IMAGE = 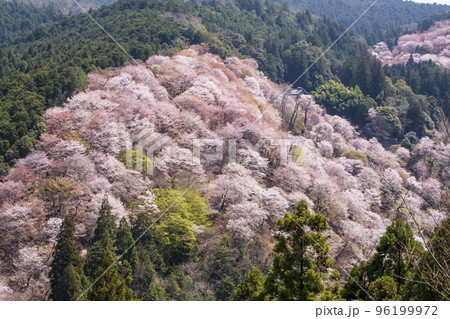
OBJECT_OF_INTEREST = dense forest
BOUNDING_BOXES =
[273,0,449,34]
[0,0,60,43]
[3,0,116,13]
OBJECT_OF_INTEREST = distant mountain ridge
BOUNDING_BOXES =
[4,0,116,14]
[272,0,449,34]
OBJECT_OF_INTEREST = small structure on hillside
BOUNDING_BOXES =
[288,87,311,99]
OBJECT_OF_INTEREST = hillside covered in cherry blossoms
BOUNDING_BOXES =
[1,46,448,300]
[373,19,450,69]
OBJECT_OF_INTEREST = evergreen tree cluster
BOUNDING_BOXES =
[311,49,448,145]
[48,191,450,301]
[273,0,449,35]
[49,189,210,301]
[342,219,449,301]
[233,203,450,301]
[0,0,61,44]
[50,197,135,300]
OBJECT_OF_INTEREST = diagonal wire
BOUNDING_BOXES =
[76,176,202,301]
[70,0,380,301]
[67,0,206,300]
[246,0,379,131]
[241,0,380,300]
[71,0,204,125]
[283,210,375,301]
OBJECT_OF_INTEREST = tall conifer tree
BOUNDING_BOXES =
[263,200,332,300]
[49,217,87,301]
[115,217,139,271]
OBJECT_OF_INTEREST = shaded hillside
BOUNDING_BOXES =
[0,0,60,43]
[0,47,447,300]
[4,0,116,14]
[273,0,449,34]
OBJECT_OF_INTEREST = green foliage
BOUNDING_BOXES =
[56,265,84,301]
[341,150,369,166]
[92,195,117,243]
[401,137,413,151]
[194,236,270,301]
[321,269,343,301]
[342,50,387,99]
[379,78,437,140]
[368,276,400,301]
[164,267,195,301]
[0,77,47,171]
[195,0,364,83]
[84,234,117,280]
[115,217,139,271]
[149,188,209,266]
[143,281,166,301]
[154,214,196,265]
[83,196,138,300]
[375,106,402,136]
[283,40,331,91]
[129,188,212,298]
[132,246,158,299]
[343,220,424,301]
[405,99,434,138]
[85,197,114,274]
[49,217,87,301]
[216,275,236,301]
[341,261,369,301]
[263,200,332,300]
[403,218,450,301]
[0,0,60,44]
[118,259,134,287]
[131,213,167,274]
[153,188,210,227]
[313,80,376,126]
[385,58,450,125]
[370,220,423,285]
[232,267,265,301]
[119,149,153,173]
[232,200,335,301]
[273,0,448,34]
[87,253,133,301]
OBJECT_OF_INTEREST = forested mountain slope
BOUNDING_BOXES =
[0,0,60,43]
[273,0,449,34]
[0,47,447,300]
[4,0,116,14]
[0,0,366,175]
[1,0,448,175]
